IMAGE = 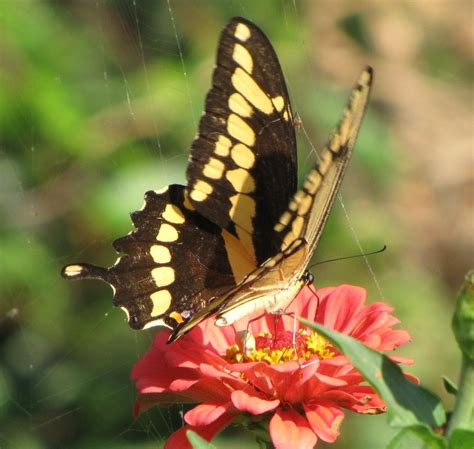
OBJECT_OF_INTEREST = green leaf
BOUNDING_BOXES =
[299,319,446,428]
[448,429,474,449]
[442,376,458,395]
[187,430,216,449]
[387,425,447,449]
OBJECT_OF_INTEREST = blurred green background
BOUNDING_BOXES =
[1,1,472,448]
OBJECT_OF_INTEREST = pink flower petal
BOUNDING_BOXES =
[131,283,413,448]
[304,401,344,442]
[269,407,317,449]
[329,385,387,413]
[231,389,279,414]
[185,402,232,426]
[199,362,245,385]
[168,378,200,391]
[314,372,348,387]
[164,412,236,449]
[196,319,235,352]
[317,285,365,332]
[389,355,415,365]
[378,329,412,350]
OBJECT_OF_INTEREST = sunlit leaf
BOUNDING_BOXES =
[442,376,458,395]
[387,425,447,449]
[448,429,474,449]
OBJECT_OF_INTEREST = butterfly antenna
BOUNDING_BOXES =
[309,245,387,269]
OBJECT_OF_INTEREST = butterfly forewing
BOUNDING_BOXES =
[186,17,297,265]
[274,68,373,264]
[207,68,373,328]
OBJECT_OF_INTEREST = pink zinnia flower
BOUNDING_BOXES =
[131,284,413,449]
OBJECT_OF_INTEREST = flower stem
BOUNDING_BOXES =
[448,270,474,435]
[447,354,474,436]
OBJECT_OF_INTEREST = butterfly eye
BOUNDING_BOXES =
[303,272,314,284]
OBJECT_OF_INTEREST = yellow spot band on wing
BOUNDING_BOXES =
[182,190,195,211]
[215,135,232,157]
[226,168,255,193]
[190,180,214,202]
[229,93,253,118]
[63,265,84,277]
[319,149,333,174]
[304,170,322,195]
[150,245,171,263]
[156,224,179,242]
[231,68,273,115]
[234,22,251,42]
[221,229,256,284]
[151,266,175,287]
[297,195,313,216]
[162,204,185,224]
[150,290,172,316]
[231,143,255,169]
[291,215,305,238]
[203,157,225,180]
[272,95,284,112]
[229,193,255,234]
[227,113,255,147]
[233,43,253,73]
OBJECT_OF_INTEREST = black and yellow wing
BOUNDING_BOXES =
[186,17,297,265]
[62,185,252,331]
[62,17,373,343]
[62,17,297,337]
[171,68,374,339]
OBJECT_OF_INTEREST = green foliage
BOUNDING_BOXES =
[387,425,447,449]
[448,429,474,449]
[442,376,458,395]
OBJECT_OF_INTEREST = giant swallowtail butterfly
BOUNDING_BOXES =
[62,17,373,342]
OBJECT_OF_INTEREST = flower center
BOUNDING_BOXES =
[226,329,335,364]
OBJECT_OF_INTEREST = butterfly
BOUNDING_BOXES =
[62,17,373,343]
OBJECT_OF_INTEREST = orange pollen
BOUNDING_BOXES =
[226,329,335,364]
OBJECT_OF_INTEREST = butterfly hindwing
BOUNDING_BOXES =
[62,185,250,331]
[168,238,308,341]
[186,17,297,265]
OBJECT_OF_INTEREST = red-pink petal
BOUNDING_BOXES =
[304,401,344,442]
[132,282,413,442]
[269,407,317,449]
[231,389,279,414]
[164,412,236,449]
[185,402,232,426]
[317,285,366,332]
[196,319,235,352]
[199,362,245,385]
[389,355,415,365]
[378,329,412,350]
[314,372,348,387]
